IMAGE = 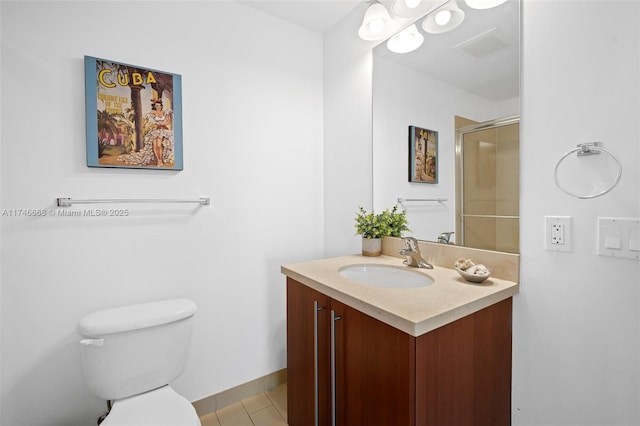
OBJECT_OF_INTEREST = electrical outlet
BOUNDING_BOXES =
[551,223,565,245]
[545,216,572,252]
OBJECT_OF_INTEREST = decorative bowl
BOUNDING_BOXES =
[455,266,492,283]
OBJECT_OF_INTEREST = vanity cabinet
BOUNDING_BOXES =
[286,277,512,426]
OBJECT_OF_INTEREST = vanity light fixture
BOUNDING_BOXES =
[374,0,510,53]
[358,0,394,41]
[464,0,508,9]
[392,0,439,19]
[386,24,424,53]
[422,0,465,34]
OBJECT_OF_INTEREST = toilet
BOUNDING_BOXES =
[77,298,201,426]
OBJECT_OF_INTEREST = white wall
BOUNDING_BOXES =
[0,2,324,425]
[513,1,640,424]
[323,3,376,257]
[372,55,518,241]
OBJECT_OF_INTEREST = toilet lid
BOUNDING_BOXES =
[101,385,201,426]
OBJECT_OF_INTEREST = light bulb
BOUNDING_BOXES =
[358,2,392,40]
[367,18,384,35]
[387,24,424,54]
[404,0,421,8]
[422,0,465,34]
[434,10,452,26]
[465,0,508,9]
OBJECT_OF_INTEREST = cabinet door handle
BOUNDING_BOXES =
[331,310,341,426]
[314,301,324,426]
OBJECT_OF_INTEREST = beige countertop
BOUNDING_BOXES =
[281,254,519,337]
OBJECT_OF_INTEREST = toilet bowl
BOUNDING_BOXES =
[100,385,200,426]
[77,299,200,426]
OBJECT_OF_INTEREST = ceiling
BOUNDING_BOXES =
[236,0,362,33]
[239,0,520,102]
[374,0,520,101]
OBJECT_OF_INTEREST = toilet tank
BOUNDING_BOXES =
[77,298,197,401]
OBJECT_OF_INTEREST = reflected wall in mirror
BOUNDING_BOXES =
[372,0,520,253]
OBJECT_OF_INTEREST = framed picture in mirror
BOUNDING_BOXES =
[408,125,438,183]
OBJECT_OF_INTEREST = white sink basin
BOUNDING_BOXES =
[339,264,434,289]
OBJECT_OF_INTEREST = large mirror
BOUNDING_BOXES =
[372,0,520,253]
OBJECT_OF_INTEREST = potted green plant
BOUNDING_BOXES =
[380,204,410,238]
[355,205,410,256]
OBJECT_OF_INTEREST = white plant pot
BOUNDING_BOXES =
[362,237,382,257]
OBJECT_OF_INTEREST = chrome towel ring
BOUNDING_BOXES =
[553,142,622,199]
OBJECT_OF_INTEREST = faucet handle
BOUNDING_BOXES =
[403,236,418,250]
[437,232,455,244]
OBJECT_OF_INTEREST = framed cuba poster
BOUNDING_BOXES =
[84,56,183,170]
[408,125,438,183]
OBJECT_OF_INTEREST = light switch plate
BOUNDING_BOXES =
[604,225,622,249]
[629,226,640,251]
[597,217,640,260]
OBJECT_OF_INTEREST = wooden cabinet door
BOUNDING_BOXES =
[415,298,512,426]
[286,278,331,426]
[332,299,416,426]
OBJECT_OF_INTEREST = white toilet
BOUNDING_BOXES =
[77,298,201,426]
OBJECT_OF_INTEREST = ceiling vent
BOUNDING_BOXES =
[453,27,509,59]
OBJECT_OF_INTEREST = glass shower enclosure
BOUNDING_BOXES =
[456,116,520,254]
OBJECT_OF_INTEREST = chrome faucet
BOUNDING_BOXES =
[398,237,433,269]
[437,231,455,244]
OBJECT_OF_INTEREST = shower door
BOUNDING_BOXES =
[456,116,520,253]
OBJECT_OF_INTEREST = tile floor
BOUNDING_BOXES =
[200,383,287,426]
